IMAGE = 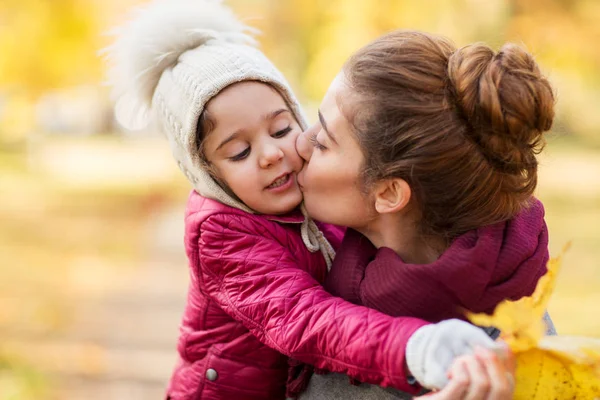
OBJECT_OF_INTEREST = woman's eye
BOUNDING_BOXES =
[309,133,327,151]
[230,147,250,161]
[272,126,292,138]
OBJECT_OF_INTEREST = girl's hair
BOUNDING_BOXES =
[343,30,554,240]
[195,110,215,163]
[195,109,243,202]
[194,81,281,162]
[192,81,290,203]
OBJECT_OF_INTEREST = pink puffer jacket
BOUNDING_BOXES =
[166,191,429,399]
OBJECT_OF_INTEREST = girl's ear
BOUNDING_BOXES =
[373,178,411,214]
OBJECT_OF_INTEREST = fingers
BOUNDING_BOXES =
[414,362,469,399]
[475,347,515,400]
[416,347,515,400]
[497,341,516,375]
[461,352,491,400]
[459,347,514,400]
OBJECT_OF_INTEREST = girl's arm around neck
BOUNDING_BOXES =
[197,213,429,393]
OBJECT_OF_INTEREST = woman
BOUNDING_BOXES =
[296,30,555,399]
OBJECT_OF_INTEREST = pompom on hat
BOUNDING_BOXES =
[103,0,334,267]
[103,0,308,211]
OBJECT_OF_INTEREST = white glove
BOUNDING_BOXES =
[405,319,500,390]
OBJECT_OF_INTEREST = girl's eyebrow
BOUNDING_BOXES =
[263,108,290,121]
[216,131,241,151]
[216,109,290,151]
[318,110,337,144]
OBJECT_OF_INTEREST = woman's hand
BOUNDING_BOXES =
[415,345,516,400]
[406,319,499,389]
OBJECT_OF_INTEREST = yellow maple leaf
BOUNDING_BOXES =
[468,243,600,400]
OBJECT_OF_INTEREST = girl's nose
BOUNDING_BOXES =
[259,143,284,168]
[296,129,314,161]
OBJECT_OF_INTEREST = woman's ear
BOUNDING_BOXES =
[373,178,411,214]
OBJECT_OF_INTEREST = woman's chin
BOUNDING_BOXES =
[303,201,333,224]
[302,199,318,217]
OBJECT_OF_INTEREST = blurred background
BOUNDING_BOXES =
[1,0,599,398]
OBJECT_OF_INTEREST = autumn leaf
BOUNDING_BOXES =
[468,243,600,400]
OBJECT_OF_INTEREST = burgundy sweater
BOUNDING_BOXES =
[325,199,549,323]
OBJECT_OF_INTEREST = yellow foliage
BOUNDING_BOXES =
[468,243,568,352]
[0,93,35,142]
[0,0,104,96]
[468,243,600,399]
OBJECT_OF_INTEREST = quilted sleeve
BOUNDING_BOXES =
[197,213,429,393]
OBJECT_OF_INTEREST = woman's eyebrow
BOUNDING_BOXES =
[318,110,338,144]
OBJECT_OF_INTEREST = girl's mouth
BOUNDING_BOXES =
[266,173,292,191]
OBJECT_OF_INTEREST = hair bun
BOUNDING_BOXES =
[447,43,555,173]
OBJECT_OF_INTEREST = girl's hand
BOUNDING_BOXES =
[415,345,516,400]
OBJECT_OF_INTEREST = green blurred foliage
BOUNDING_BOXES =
[0,351,48,400]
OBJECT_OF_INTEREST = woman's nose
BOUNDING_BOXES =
[296,129,314,161]
[259,143,284,168]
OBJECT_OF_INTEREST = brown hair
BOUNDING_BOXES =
[195,109,215,162]
[194,108,243,202]
[343,31,554,240]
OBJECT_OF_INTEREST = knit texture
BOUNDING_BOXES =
[325,198,549,322]
[405,319,499,389]
[105,0,334,265]
[154,42,309,208]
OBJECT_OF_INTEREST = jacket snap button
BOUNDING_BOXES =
[206,368,218,381]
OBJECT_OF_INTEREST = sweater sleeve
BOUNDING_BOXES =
[197,213,427,393]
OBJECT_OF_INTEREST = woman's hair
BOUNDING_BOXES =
[343,30,554,240]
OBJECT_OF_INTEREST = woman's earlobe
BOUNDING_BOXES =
[374,179,411,214]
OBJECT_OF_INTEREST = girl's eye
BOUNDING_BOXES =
[308,132,326,151]
[272,126,292,138]
[230,147,250,161]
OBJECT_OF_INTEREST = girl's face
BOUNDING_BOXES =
[203,81,304,215]
[296,74,376,228]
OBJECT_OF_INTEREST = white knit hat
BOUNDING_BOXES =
[104,0,334,267]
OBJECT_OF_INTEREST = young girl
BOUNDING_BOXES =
[105,1,512,399]
[295,31,556,398]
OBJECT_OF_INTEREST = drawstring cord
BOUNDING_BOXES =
[300,204,336,271]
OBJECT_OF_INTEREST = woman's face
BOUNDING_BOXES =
[296,74,376,228]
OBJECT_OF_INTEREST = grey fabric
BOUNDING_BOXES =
[481,325,502,340]
[482,311,556,339]
[480,310,556,341]
[543,310,558,335]
[298,372,418,400]
[298,323,500,400]
[299,314,557,400]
